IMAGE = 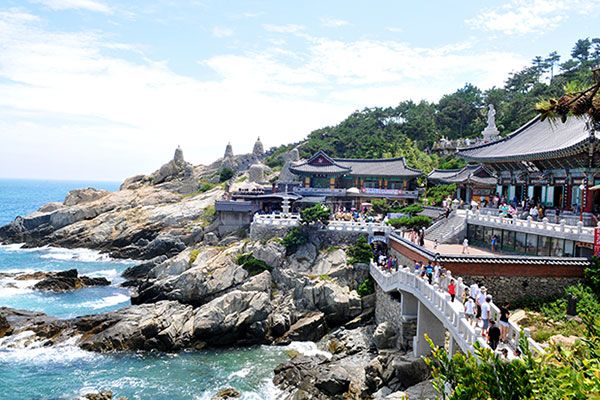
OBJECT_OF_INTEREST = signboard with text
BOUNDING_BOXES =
[594,227,600,256]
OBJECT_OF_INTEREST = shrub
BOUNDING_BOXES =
[347,236,373,265]
[198,182,216,193]
[188,249,200,266]
[399,204,423,216]
[281,227,308,253]
[357,277,375,297]
[425,183,457,206]
[300,204,330,225]
[584,255,600,294]
[219,167,235,182]
[387,215,432,230]
[236,253,272,276]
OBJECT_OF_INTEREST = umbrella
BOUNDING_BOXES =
[361,202,373,207]
[347,187,360,194]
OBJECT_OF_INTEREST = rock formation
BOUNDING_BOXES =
[32,269,110,292]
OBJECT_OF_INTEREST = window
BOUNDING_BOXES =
[503,230,515,252]
[515,232,527,254]
[564,240,574,257]
[526,234,538,255]
[551,239,564,257]
[537,236,551,257]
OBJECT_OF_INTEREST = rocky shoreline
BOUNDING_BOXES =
[0,149,434,399]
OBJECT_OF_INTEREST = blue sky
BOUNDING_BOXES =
[0,0,598,181]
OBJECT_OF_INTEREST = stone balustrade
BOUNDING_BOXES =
[252,213,392,234]
[467,210,597,243]
[370,262,544,357]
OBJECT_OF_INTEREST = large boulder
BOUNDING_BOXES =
[77,300,195,351]
[373,322,397,350]
[193,290,271,346]
[276,311,328,344]
[64,188,109,206]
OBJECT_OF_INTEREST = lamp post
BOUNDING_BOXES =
[579,177,588,222]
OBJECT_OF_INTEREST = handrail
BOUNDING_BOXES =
[370,262,544,356]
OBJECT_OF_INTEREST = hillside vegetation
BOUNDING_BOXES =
[266,37,600,174]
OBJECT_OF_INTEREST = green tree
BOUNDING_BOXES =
[299,204,331,225]
[346,235,373,265]
[435,83,484,139]
[219,167,234,182]
[281,227,308,254]
[571,38,591,63]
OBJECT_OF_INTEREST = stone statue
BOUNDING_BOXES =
[481,104,500,143]
[486,104,496,129]
[174,146,184,163]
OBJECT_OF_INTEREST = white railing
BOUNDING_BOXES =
[467,210,597,243]
[370,263,544,356]
[252,213,301,226]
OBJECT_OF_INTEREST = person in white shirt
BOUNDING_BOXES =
[464,297,476,326]
[462,238,469,254]
[481,296,492,335]
[477,287,487,321]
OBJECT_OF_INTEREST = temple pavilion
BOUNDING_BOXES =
[457,115,600,223]
[427,164,496,203]
[280,150,422,208]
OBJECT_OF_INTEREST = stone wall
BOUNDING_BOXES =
[375,285,416,350]
[249,223,368,246]
[456,275,582,304]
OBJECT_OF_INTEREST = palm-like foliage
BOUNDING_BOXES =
[536,65,600,125]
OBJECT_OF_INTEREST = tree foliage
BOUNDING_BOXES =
[236,253,272,276]
[300,204,331,225]
[346,235,373,265]
[281,227,308,254]
[357,277,375,297]
[219,167,234,182]
[426,184,457,206]
[387,215,432,230]
[584,256,600,294]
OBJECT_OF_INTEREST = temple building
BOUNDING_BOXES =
[458,115,600,224]
[427,164,496,203]
[281,150,422,207]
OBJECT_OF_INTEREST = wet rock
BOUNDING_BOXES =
[211,388,241,399]
[32,269,110,292]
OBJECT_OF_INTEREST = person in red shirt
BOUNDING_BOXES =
[448,279,456,302]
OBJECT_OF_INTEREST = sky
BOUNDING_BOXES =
[0,0,599,181]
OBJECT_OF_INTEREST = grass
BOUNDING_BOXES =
[189,249,200,266]
[196,205,216,227]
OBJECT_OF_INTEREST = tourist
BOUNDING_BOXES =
[462,237,469,254]
[462,287,470,304]
[530,205,539,221]
[386,256,393,272]
[445,207,450,219]
[481,296,492,336]
[413,260,420,273]
[434,238,439,250]
[491,234,497,253]
[514,349,522,359]
[425,262,433,284]
[476,286,487,322]
[488,320,501,350]
[392,256,399,272]
[448,279,456,302]
[500,348,509,361]
[499,302,511,342]
[464,296,476,326]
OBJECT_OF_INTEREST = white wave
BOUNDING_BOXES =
[229,366,252,379]
[40,247,113,262]
[0,243,43,252]
[80,293,130,310]
[285,341,332,360]
[0,332,99,364]
[0,277,37,297]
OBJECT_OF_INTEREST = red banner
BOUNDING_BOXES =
[594,227,600,256]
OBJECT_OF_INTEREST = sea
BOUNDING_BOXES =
[0,179,307,400]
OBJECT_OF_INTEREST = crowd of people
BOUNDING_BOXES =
[375,253,521,360]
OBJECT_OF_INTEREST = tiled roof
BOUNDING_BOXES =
[289,151,423,177]
[458,116,593,162]
[428,165,496,186]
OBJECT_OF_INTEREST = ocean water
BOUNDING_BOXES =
[0,179,293,399]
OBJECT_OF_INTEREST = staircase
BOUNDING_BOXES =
[425,212,467,244]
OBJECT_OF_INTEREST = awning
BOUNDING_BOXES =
[295,196,326,204]
[589,184,600,191]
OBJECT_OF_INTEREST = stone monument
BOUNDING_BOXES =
[252,137,264,158]
[481,104,500,143]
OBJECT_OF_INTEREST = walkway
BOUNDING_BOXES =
[369,262,544,357]
[423,239,494,256]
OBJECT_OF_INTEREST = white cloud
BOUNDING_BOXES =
[466,0,600,35]
[320,18,350,28]
[0,9,528,181]
[32,0,112,14]
[386,26,403,33]
[212,26,234,38]
[263,23,304,33]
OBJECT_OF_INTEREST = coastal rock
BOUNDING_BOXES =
[132,244,248,305]
[33,269,110,292]
[193,290,271,346]
[38,202,63,213]
[64,188,109,206]
[77,300,195,351]
[211,388,241,400]
[275,312,327,344]
[373,322,397,350]
[0,313,12,337]
[366,353,430,393]
[121,255,168,280]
